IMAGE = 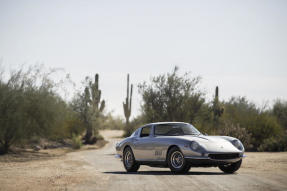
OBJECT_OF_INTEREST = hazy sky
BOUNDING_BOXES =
[0,0,287,118]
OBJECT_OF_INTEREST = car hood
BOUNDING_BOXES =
[178,135,241,153]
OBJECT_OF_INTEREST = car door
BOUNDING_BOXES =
[133,125,155,161]
[152,124,170,161]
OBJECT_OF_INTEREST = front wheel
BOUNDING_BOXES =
[218,159,242,174]
[167,147,190,174]
[123,147,140,172]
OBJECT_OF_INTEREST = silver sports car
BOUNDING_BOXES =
[115,122,245,174]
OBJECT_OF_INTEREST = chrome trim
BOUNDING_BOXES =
[184,156,208,160]
[185,155,243,163]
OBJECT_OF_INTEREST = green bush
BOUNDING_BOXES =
[97,113,125,130]
[221,97,283,151]
[0,65,82,154]
[138,67,205,123]
[217,121,252,150]
[273,100,287,130]
[258,135,287,152]
[71,134,82,149]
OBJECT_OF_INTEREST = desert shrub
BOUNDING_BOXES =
[191,103,214,134]
[273,100,287,130]
[217,121,252,150]
[221,97,283,151]
[0,65,77,154]
[222,97,258,129]
[95,133,104,141]
[49,105,85,140]
[71,134,82,149]
[250,113,282,149]
[97,113,125,130]
[258,135,287,152]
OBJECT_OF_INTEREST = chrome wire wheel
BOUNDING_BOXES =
[170,151,184,169]
[124,150,133,168]
[123,147,140,172]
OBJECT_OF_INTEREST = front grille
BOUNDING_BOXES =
[208,153,240,160]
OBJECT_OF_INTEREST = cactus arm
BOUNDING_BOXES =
[127,74,130,99]
[130,84,133,113]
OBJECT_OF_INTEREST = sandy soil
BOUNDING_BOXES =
[0,130,287,191]
[0,138,108,191]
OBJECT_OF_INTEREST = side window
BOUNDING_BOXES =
[155,125,170,135]
[154,124,184,136]
[140,126,151,137]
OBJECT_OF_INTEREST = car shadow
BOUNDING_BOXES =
[104,171,229,176]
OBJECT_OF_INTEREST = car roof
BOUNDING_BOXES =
[144,122,189,126]
[133,122,190,134]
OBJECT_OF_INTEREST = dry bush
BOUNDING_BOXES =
[218,121,252,150]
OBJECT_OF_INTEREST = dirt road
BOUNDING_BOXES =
[1,130,287,191]
[74,130,287,191]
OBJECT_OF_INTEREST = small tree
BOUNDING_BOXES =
[0,82,25,154]
[0,65,71,154]
[138,66,205,123]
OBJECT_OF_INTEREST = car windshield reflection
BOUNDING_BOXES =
[154,123,201,136]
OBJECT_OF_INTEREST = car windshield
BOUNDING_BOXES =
[154,123,201,136]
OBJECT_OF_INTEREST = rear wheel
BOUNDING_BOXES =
[123,147,140,172]
[218,159,242,173]
[167,147,190,174]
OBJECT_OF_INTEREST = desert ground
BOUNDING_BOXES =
[0,130,287,191]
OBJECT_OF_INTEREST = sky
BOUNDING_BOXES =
[0,0,287,118]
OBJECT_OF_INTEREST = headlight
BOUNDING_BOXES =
[232,139,244,151]
[190,141,199,150]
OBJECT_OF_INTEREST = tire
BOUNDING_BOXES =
[218,159,242,174]
[123,147,140,172]
[167,147,190,174]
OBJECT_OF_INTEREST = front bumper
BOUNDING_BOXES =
[185,153,245,166]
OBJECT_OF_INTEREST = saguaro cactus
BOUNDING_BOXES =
[212,86,224,126]
[84,74,105,144]
[90,74,105,114]
[123,74,133,135]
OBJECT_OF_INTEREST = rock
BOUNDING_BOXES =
[32,145,41,151]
